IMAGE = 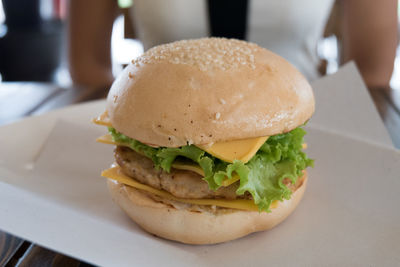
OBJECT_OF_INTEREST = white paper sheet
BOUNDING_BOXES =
[309,62,393,147]
[1,120,399,266]
[0,64,398,266]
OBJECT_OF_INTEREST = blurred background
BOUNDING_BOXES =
[0,0,399,127]
[0,0,398,88]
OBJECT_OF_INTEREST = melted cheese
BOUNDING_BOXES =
[92,111,112,127]
[196,136,269,164]
[102,166,276,211]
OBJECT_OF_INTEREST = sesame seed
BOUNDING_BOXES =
[215,112,221,119]
[134,38,259,72]
[219,98,226,104]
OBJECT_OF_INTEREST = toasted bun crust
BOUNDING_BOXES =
[107,172,307,245]
[107,38,314,147]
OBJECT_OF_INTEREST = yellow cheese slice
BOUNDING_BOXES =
[102,166,277,211]
[92,110,112,127]
[172,161,205,176]
[221,176,240,187]
[96,134,118,146]
[196,136,269,164]
[170,161,240,186]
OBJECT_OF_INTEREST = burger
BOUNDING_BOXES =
[93,38,315,244]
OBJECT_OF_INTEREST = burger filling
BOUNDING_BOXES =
[115,146,244,199]
[108,127,313,212]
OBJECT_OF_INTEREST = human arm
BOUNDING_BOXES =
[68,0,119,88]
[341,0,398,88]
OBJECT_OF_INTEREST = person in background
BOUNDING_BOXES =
[68,0,398,90]
[68,0,118,89]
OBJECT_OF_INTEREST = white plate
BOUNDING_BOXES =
[0,100,399,266]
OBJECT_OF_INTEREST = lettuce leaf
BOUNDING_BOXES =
[108,127,313,212]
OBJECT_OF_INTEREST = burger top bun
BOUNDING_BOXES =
[107,38,315,147]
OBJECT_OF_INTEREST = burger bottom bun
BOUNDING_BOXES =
[107,172,307,245]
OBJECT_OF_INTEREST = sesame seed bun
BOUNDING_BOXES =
[106,38,314,147]
[107,172,307,245]
[103,38,313,245]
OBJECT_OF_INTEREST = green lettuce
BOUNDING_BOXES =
[109,127,313,212]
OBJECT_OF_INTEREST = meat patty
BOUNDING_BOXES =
[115,146,302,200]
[115,146,242,199]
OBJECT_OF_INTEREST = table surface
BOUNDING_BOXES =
[0,82,399,267]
